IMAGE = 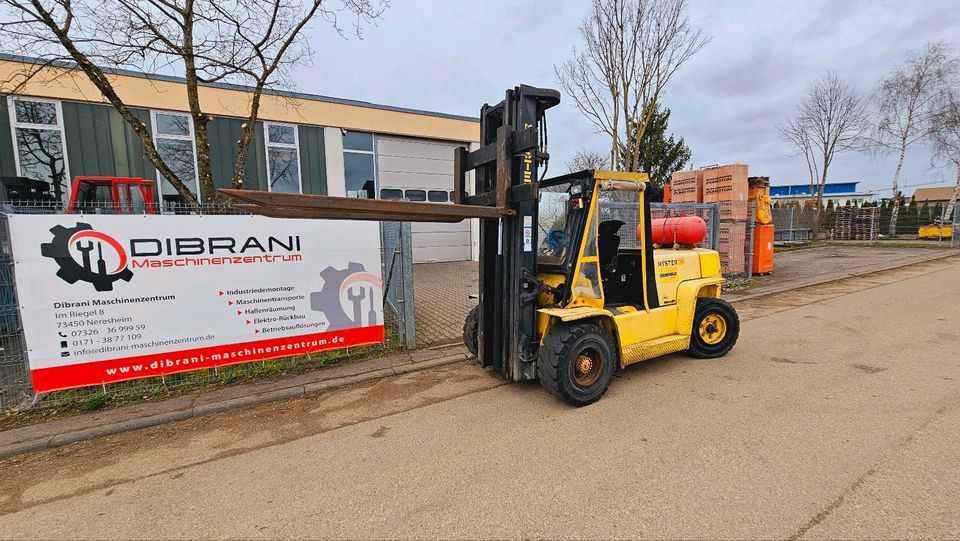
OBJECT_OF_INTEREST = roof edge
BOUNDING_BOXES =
[0,53,478,124]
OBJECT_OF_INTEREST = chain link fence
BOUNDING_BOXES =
[380,221,416,350]
[953,220,960,249]
[0,201,413,412]
[772,207,815,245]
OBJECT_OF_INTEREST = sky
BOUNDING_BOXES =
[293,0,960,196]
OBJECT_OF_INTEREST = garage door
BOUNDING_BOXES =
[377,136,471,263]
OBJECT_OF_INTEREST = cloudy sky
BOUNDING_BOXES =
[295,0,959,195]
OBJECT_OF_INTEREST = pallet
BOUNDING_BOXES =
[833,207,879,241]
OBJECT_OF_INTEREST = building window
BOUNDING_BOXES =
[404,189,426,201]
[380,188,403,200]
[264,122,302,193]
[343,131,376,198]
[151,111,199,204]
[7,97,70,202]
[427,190,448,203]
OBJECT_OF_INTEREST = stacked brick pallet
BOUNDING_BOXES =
[669,169,702,203]
[704,164,749,274]
[834,207,879,241]
[671,163,750,274]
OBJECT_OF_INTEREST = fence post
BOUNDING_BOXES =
[398,222,417,350]
[954,212,959,249]
[710,203,720,251]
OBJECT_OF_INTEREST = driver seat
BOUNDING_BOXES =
[598,220,624,275]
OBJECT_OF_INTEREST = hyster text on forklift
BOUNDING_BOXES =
[222,84,739,406]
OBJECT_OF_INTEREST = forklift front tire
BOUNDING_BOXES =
[463,305,480,358]
[537,322,616,407]
[688,297,739,359]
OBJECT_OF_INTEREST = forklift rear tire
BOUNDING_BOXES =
[688,298,739,358]
[463,305,480,358]
[537,322,616,407]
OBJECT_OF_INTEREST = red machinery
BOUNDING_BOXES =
[65,176,158,214]
[647,215,707,246]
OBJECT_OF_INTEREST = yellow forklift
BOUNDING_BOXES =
[223,85,738,406]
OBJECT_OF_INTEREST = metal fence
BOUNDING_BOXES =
[954,220,960,249]
[0,201,414,412]
[772,207,815,245]
[380,222,416,349]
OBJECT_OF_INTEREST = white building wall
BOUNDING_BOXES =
[377,135,471,263]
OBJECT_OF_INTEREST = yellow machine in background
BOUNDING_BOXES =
[918,224,953,240]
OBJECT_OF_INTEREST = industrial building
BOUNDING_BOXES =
[0,54,480,263]
[911,187,955,205]
[770,182,876,207]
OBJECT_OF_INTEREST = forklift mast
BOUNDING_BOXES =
[454,85,560,381]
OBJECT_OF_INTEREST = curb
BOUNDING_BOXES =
[0,351,469,460]
[727,250,958,303]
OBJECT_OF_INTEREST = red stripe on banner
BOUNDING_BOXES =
[30,326,385,393]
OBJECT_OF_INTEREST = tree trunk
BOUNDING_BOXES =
[193,113,216,204]
[180,3,217,206]
[888,143,906,237]
[610,92,620,171]
[630,101,656,173]
[231,85,266,189]
[812,167,830,241]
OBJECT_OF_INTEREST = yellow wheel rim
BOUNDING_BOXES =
[573,347,602,387]
[699,314,727,345]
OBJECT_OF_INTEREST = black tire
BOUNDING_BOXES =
[688,298,740,359]
[463,304,480,358]
[537,322,616,407]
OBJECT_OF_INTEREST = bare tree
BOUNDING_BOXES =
[871,42,957,236]
[0,0,386,206]
[565,149,609,173]
[930,86,960,224]
[778,72,869,240]
[555,0,707,172]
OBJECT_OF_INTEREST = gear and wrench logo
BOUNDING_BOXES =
[41,223,133,292]
[310,263,382,331]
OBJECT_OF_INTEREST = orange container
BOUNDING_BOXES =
[752,223,774,274]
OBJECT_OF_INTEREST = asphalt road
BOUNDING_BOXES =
[2,256,959,540]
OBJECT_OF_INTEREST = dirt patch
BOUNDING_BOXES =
[771,357,817,365]
[850,364,887,374]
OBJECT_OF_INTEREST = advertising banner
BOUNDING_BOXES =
[8,214,384,393]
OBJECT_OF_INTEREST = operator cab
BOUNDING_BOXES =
[536,170,657,312]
